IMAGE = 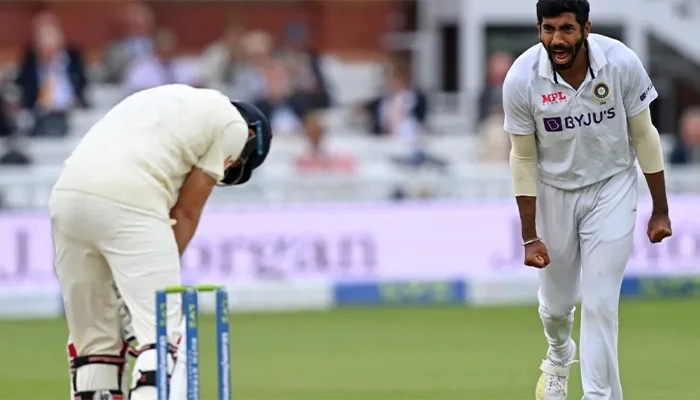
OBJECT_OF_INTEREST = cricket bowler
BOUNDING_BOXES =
[50,84,273,400]
[503,1,672,399]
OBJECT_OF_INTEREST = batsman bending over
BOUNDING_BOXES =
[50,84,273,400]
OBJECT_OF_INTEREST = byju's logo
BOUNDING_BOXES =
[543,108,616,132]
[543,117,564,132]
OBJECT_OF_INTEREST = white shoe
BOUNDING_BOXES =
[535,341,578,400]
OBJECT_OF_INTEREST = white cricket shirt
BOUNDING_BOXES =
[503,34,658,190]
[53,84,249,218]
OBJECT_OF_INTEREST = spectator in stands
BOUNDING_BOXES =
[199,16,248,94]
[477,51,513,126]
[361,57,428,139]
[294,114,356,173]
[103,2,155,83]
[477,89,510,163]
[236,31,301,135]
[281,22,332,142]
[231,31,273,103]
[669,106,700,165]
[359,58,448,170]
[123,28,201,95]
[15,17,89,137]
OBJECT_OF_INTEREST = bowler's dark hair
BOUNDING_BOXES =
[536,0,590,27]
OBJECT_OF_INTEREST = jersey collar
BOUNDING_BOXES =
[538,36,608,84]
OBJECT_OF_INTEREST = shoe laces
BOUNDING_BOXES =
[545,373,567,392]
[543,359,577,392]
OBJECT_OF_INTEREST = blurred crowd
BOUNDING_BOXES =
[1,2,699,180]
[0,3,441,175]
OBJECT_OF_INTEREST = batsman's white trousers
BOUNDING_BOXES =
[50,189,182,359]
[536,165,637,400]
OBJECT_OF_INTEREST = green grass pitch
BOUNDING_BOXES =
[0,299,697,399]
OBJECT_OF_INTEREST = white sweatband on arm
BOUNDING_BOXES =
[628,107,664,173]
[509,133,538,196]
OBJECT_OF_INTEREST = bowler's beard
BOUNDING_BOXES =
[544,37,585,71]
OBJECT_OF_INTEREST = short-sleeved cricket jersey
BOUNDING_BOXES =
[53,84,249,218]
[502,34,658,190]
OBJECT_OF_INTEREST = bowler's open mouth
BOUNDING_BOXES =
[552,49,572,64]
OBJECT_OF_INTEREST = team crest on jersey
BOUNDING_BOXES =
[592,82,611,104]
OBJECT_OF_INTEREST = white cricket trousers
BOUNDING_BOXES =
[537,166,637,400]
[50,189,182,396]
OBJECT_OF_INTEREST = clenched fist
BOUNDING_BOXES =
[524,240,550,269]
[647,213,672,243]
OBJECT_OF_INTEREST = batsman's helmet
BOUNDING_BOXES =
[220,101,273,186]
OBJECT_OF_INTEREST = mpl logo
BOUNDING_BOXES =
[542,91,567,105]
[542,107,616,132]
